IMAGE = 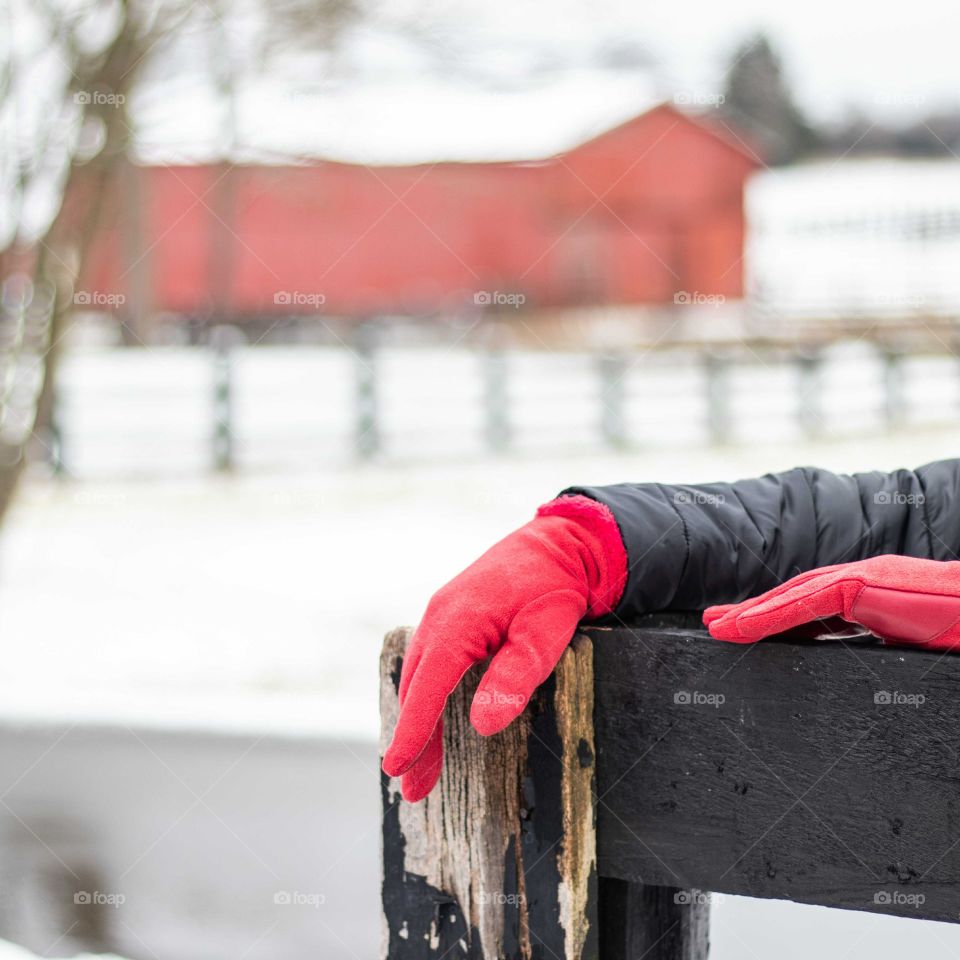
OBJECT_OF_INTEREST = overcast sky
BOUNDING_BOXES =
[379,0,960,124]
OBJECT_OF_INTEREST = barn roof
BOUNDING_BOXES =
[135,69,711,167]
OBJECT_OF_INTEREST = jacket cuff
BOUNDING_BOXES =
[536,494,627,619]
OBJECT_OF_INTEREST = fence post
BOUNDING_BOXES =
[599,880,710,960]
[210,324,239,472]
[482,326,510,453]
[796,348,824,439]
[703,352,731,445]
[353,321,379,460]
[882,347,906,429]
[380,629,599,959]
[599,352,628,448]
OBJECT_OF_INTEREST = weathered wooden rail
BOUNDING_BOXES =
[380,615,960,958]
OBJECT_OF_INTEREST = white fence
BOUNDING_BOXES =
[748,160,960,326]
[49,340,960,479]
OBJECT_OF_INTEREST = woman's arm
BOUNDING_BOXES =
[568,458,960,619]
[383,458,960,800]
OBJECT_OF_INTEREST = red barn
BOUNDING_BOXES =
[84,103,758,321]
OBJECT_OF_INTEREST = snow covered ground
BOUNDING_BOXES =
[4,429,960,958]
[5,343,960,958]
[4,424,960,739]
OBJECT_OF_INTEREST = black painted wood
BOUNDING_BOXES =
[380,629,599,960]
[590,623,960,923]
[599,878,709,960]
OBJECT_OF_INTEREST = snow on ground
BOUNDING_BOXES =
[2,424,959,740]
[4,378,960,958]
[7,337,957,735]
[4,430,960,958]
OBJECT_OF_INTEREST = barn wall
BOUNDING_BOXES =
[80,106,758,320]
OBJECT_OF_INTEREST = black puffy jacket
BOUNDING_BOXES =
[567,459,960,620]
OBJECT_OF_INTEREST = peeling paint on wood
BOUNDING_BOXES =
[383,612,960,957]
[380,628,598,959]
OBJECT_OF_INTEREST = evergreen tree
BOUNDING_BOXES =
[722,34,820,165]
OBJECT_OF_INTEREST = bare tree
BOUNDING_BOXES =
[0,0,199,519]
[0,0,364,521]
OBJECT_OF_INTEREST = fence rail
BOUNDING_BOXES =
[381,617,960,958]
[46,332,960,478]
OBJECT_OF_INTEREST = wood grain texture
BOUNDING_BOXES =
[380,628,598,960]
[590,623,960,923]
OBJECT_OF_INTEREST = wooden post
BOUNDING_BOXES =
[483,345,510,453]
[598,352,627,449]
[796,348,824,439]
[882,347,906,430]
[210,324,237,472]
[599,879,710,960]
[380,628,599,960]
[354,322,379,460]
[381,612,960,957]
[703,352,731,445]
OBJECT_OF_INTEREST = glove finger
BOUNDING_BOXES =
[396,634,426,706]
[380,630,425,779]
[703,564,853,627]
[710,576,851,642]
[382,643,476,777]
[400,722,444,802]
[470,589,585,737]
[702,603,736,625]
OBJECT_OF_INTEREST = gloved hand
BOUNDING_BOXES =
[704,555,960,650]
[382,495,626,802]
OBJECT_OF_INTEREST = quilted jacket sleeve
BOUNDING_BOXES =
[564,459,960,620]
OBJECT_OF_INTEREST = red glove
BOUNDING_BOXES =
[704,555,960,650]
[382,495,627,802]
